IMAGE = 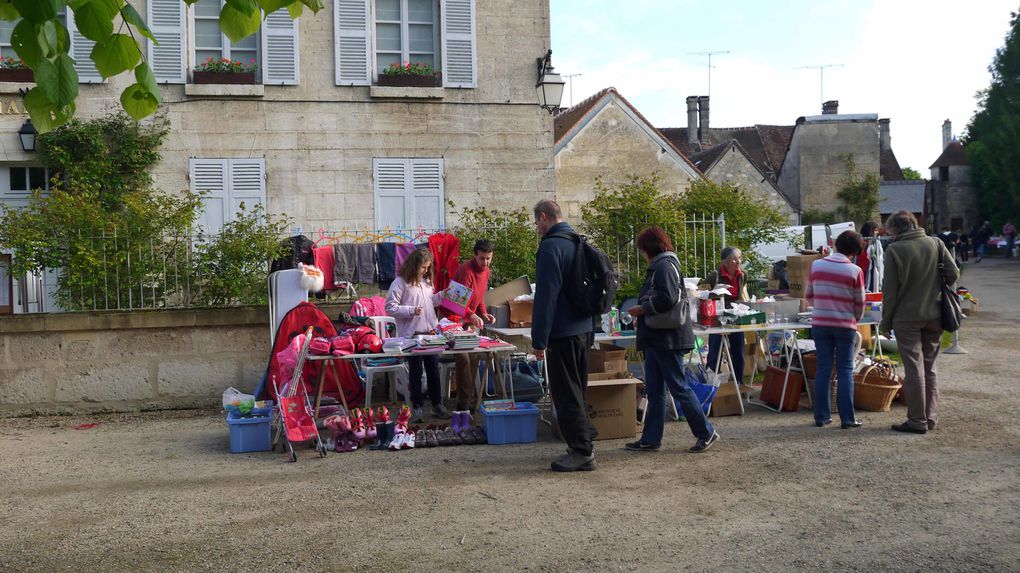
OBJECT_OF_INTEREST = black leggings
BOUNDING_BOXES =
[407,355,442,407]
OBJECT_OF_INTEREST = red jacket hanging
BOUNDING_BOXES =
[428,233,460,291]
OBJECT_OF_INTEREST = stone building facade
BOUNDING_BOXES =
[927,121,978,233]
[687,140,797,222]
[553,88,700,221]
[0,0,555,235]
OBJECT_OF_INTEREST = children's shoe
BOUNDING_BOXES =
[470,425,487,445]
[395,405,412,433]
[351,409,367,442]
[458,427,477,445]
[424,428,439,448]
[388,430,404,451]
[364,408,378,440]
[377,405,391,424]
[450,411,462,433]
[370,421,393,451]
[403,430,416,449]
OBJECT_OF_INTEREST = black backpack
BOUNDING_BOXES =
[546,232,619,316]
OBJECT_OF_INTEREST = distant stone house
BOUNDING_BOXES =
[682,139,796,222]
[552,87,701,221]
[661,97,905,222]
[927,120,978,233]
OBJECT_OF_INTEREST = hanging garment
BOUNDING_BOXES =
[333,243,358,285]
[376,243,397,289]
[270,235,314,273]
[428,233,460,292]
[395,242,416,271]
[355,244,377,284]
[313,246,338,291]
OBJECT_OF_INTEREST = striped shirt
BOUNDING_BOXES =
[805,253,865,330]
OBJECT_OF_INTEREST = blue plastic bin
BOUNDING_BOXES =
[480,402,540,445]
[227,409,273,453]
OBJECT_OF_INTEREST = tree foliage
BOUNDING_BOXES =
[450,201,539,287]
[901,166,922,180]
[836,154,880,227]
[0,0,324,131]
[965,10,1020,227]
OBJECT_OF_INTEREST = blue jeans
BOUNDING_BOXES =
[811,326,857,424]
[640,348,714,446]
[707,332,745,384]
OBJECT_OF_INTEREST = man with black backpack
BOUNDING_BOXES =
[531,200,603,472]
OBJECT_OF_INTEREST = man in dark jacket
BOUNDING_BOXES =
[531,200,597,472]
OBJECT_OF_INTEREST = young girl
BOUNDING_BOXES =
[385,247,452,422]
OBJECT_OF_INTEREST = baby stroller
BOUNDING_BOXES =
[272,373,328,463]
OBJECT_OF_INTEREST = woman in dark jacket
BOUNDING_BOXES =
[626,227,719,453]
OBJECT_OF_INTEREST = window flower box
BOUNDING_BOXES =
[378,62,441,88]
[193,71,257,85]
[0,57,32,82]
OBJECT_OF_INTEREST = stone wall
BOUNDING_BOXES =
[705,146,797,223]
[0,0,555,231]
[778,117,881,216]
[0,308,272,417]
[930,165,979,232]
[555,101,697,221]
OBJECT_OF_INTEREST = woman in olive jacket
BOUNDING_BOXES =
[881,210,959,434]
[626,227,719,453]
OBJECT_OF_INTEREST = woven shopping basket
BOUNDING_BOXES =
[853,362,902,412]
[801,353,843,412]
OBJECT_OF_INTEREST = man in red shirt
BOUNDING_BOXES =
[449,240,495,412]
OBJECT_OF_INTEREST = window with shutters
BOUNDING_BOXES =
[147,0,299,85]
[189,158,267,236]
[0,10,66,63]
[336,0,475,88]
[372,158,444,230]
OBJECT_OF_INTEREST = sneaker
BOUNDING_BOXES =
[550,450,596,472]
[424,428,439,448]
[403,431,416,449]
[410,405,426,424]
[470,425,487,445]
[689,431,720,453]
[432,403,453,419]
[624,441,660,452]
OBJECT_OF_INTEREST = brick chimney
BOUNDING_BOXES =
[879,118,891,151]
[822,100,839,114]
[942,119,952,149]
[686,96,699,146]
[697,96,709,143]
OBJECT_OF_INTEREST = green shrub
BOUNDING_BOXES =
[450,201,539,286]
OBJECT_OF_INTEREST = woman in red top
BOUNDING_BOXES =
[705,247,747,385]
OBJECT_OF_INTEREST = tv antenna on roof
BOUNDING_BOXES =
[563,73,582,107]
[796,63,845,106]
[687,51,730,98]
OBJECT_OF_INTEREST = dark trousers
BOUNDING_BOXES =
[707,332,745,384]
[407,355,442,408]
[547,333,597,456]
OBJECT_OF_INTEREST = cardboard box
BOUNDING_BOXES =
[550,378,640,441]
[508,300,533,327]
[484,276,532,308]
[709,382,744,417]
[589,370,631,381]
[602,359,629,374]
[589,349,627,372]
[786,253,822,298]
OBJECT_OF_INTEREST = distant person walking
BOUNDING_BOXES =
[805,231,865,429]
[625,227,719,453]
[531,200,598,472]
[973,221,993,262]
[1004,221,1016,258]
[881,211,959,434]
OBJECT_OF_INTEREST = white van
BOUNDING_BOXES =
[755,221,856,263]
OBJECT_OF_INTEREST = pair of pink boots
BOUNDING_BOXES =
[324,408,378,452]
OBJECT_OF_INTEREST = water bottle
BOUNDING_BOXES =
[609,308,620,335]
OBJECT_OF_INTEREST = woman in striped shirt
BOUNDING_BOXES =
[805,230,866,429]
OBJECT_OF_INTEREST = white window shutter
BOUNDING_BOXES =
[373,158,409,229]
[190,159,228,236]
[227,159,266,220]
[261,9,299,85]
[334,0,371,86]
[410,159,445,229]
[147,0,186,83]
[440,0,475,88]
[66,7,103,83]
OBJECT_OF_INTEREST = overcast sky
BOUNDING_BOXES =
[550,0,1017,175]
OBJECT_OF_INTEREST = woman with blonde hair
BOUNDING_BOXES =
[385,247,452,423]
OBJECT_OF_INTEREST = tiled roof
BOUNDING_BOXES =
[553,87,701,175]
[929,141,970,168]
[881,148,904,181]
[659,124,794,182]
[553,87,613,143]
[879,180,926,214]
[687,141,731,172]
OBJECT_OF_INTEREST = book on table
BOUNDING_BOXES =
[440,280,472,316]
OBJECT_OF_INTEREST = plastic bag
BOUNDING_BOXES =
[222,387,256,414]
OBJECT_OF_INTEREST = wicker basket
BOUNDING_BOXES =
[853,363,902,412]
[801,353,840,411]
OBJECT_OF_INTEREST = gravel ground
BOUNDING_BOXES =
[1,259,1019,573]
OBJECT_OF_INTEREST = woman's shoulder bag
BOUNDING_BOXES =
[933,238,963,332]
[644,258,691,330]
